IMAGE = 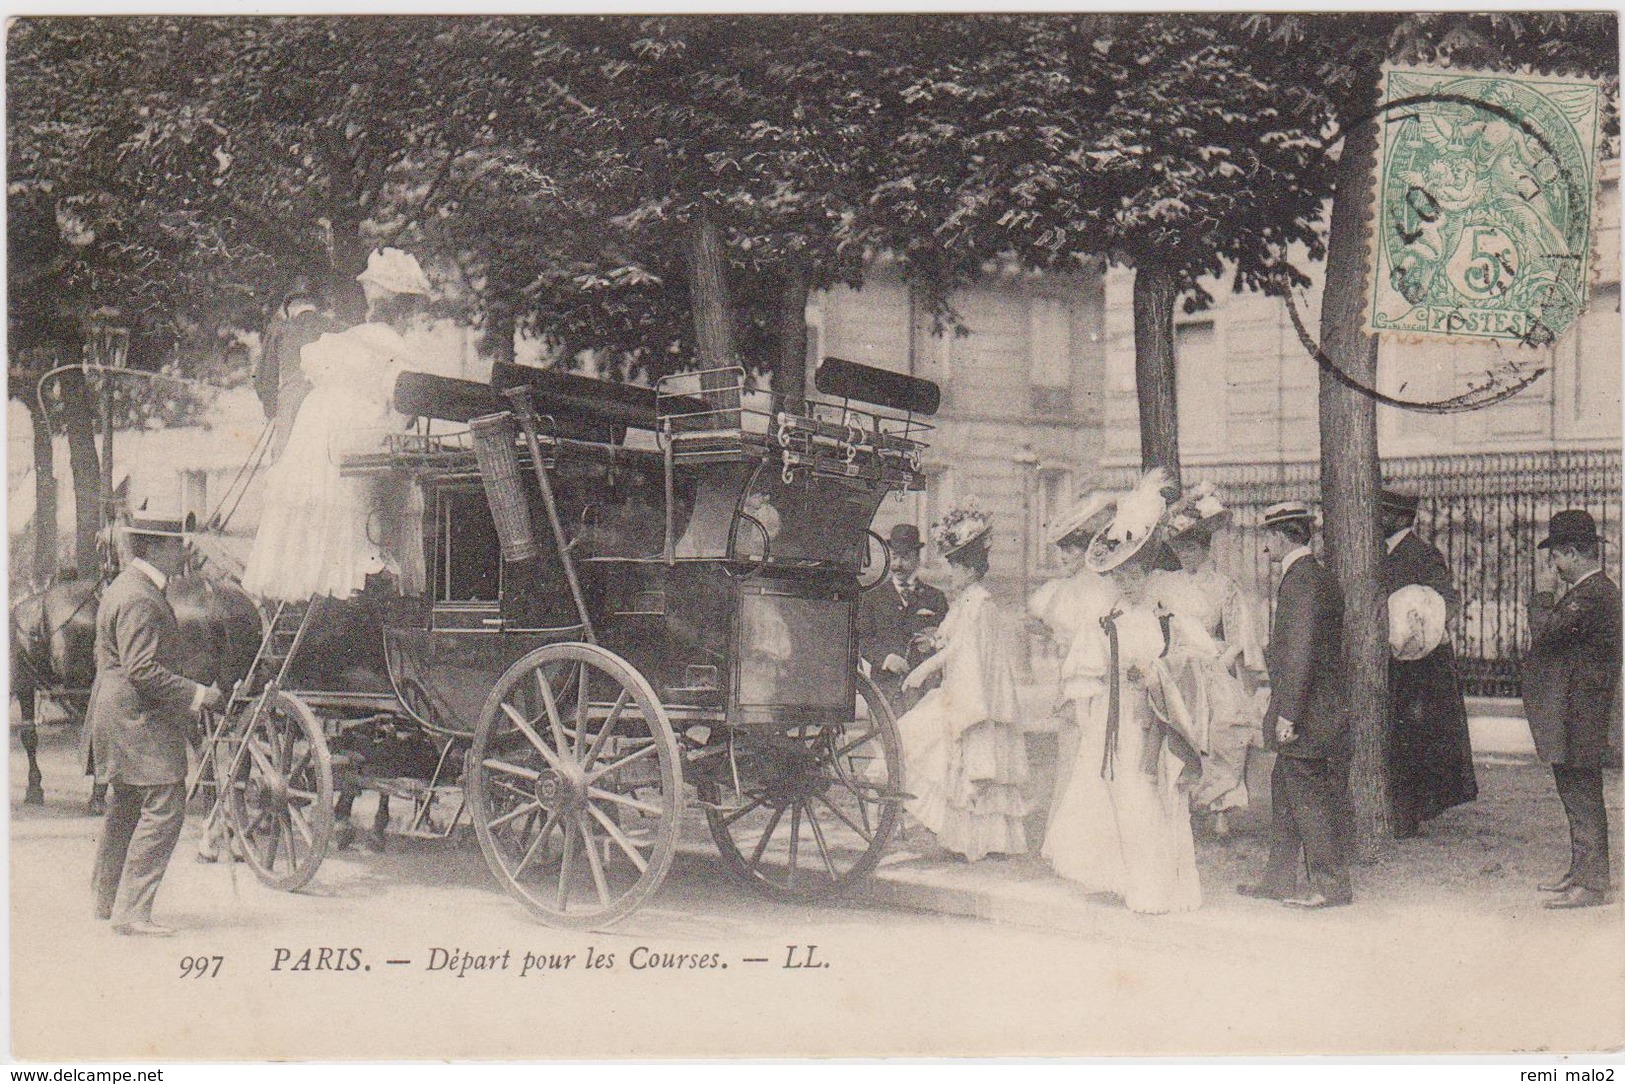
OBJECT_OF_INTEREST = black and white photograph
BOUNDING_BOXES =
[5,10,1622,1063]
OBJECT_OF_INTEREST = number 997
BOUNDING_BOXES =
[179,955,223,978]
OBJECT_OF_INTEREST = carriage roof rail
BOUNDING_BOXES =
[814,356,940,418]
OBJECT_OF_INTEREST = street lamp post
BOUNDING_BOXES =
[1013,444,1040,675]
[86,320,130,535]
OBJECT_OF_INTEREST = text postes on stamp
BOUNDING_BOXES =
[1368,66,1602,347]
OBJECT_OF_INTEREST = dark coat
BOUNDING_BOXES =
[1380,530,1477,817]
[86,567,204,787]
[1265,554,1347,760]
[256,307,334,423]
[1523,570,1622,768]
[858,576,948,674]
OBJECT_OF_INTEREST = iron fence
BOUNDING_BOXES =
[1096,449,1623,698]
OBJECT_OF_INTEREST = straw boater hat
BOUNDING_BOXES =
[1165,481,1231,541]
[1084,468,1171,574]
[932,502,992,561]
[356,247,432,297]
[120,499,195,539]
[1048,491,1122,549]
[1261,500,1316,530]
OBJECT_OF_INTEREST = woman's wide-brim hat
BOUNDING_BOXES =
[1084,468,1170,574]
[357,247,432,297]
[942,524,991,560]
[1048,491,1120,548]
[932,502,992,561]
[1165,482,1231,540]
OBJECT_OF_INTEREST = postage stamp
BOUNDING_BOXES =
[1367,66,1603,347]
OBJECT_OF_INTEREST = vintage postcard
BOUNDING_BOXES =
[7,11,1623,1063]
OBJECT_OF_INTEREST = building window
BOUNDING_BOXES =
[180,470,208,527]
[1034,466,1074,572]
[908,287,952,389]
[1174,319,1224,454]
[1572,282,1621,435]
[1029,295,1073,416]
[921,465,955,560]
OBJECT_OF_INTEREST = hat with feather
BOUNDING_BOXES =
[1085,468,1171,574]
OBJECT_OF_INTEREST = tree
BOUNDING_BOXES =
[1245,12,1619,853]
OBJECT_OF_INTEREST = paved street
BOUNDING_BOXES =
[11,725,1625,1060]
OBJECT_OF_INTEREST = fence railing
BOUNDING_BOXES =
[1096,449,1623,697]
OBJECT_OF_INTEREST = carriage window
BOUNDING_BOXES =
[435,487,501,603]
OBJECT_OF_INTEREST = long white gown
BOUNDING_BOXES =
[1042,585,1211,914]
[1029,567,1115,834]
[893,582,1029,861]
[1152,563,1265,813]
[242,323,425,603]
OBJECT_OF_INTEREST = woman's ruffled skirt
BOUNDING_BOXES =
[895,691,1029,861]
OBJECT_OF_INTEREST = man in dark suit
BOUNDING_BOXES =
[256,274,336,458]
[1379,488,1477,838]
[1524,510,1621,910]
[89,512,223,936]
[859,523,949,712]
[1239,501,1352,909]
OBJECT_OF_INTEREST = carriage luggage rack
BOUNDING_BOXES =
[656,367,931,487]
[339,429,477,475]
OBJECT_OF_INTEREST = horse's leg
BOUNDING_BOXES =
[368,794,390,853]
[332,769,359,850]
[20,723,43,805]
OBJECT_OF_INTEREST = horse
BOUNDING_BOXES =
[9,568,262,810]
[10,576,101,804]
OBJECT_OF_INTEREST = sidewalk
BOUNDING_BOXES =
[861,740,1623,955]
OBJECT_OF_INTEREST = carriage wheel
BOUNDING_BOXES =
[225,690,335,892]
[704,669,902,902]
[470,643,682,929]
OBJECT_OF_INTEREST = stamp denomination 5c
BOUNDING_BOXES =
[1369,66,1603,347]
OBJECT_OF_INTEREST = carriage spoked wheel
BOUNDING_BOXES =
[703,669,902,902]
[224,690,335,892]
[470,643,682,929]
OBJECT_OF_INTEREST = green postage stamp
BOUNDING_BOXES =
[1368,66,1602,346]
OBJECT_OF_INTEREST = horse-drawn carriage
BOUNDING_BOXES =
[200,356,939,928]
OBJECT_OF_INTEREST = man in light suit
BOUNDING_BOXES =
[89,512,223,936]
[859,523,949,713]
[1239,501,1352,909]
[1524,510,1621,910]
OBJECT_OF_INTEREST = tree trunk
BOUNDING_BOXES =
[1318,85,1391,857]
[25,387,58,586]
[773,263,810,413]
[1131,262,1181,487]
[323,133,370,326]
[56,359,104,575]
[685,214,741,425]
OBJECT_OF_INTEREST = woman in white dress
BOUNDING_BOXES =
[1042,470,1211,914]
[1153,484,1265,837]
[892,503,1029,861]
[242,249,431,603]
[1029,491,1119,837]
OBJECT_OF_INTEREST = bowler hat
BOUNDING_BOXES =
[887,523,925,553]
[1379,489,1420,516]
[1539,509,1599,550]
